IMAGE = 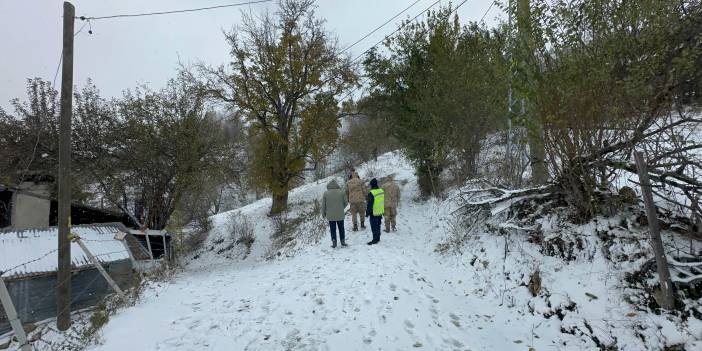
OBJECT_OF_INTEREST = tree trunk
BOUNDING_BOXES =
[417,161,442,198]
[270,191,289,215]
[516,0,549,185]
[269,142,291,215]
[528,125,548,184]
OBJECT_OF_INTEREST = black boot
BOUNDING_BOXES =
[361,223,366,229]
[367,240,375,245]
[341,241,348,247]
[331,240,337,248]
[353,225,358,232]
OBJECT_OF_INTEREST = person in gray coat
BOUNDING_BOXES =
[322,179,348,248]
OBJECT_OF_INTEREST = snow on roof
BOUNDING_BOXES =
[0,223,131,279]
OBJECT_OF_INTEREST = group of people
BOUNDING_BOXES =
[321,169,401,248]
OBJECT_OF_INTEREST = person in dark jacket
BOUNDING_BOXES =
[365,178,384,245]
[322,179,348,248]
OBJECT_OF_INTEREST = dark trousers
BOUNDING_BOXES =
[369,216,382,242]
[329,220,345,243]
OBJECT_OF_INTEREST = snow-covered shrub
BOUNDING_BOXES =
[231,214,255,255]
[268,199,326,258]
[224,213,255,257]
[179,225,210,256]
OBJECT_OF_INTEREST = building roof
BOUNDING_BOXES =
[0,223,131,279]
[0,184,139,229]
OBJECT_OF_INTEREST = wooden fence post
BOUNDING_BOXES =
[634,151,676,310]
[71,236,126,300]
[0,277,32,351]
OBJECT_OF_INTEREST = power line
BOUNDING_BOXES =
[73,19,90,36]
[52,53,63,88]
[77,0,273,21]
[339,0,423,55]
[52,20,90,88]
[351,0,443,64]
[479,1,496,23]
[342,0,472,102]
[340,76,370,102]
[25,18,91,186]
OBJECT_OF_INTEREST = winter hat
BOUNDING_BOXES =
[370,178,379,189]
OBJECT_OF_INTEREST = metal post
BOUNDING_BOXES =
[634,151,676,310]
[161,234,168,261]
[72,236,126,300]
[0,277,32,351]
[57,1,75,331]
[144,230,154,260]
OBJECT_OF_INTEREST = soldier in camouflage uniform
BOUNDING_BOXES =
[381,174,401,232]
[345,171,367,231]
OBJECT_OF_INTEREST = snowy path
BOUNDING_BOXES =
[92,198,537,350]
[108,237,476,350]
[91,153,565,351]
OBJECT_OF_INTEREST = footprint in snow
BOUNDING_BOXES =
[444,338,464,348]
[188,319,202,329]
[429,307,439,318]
[425,294,438,303]
[161,336,185,348]
[404,320,415,329]
[449,313,461,328]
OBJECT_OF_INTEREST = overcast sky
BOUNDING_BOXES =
[0,0,502,111]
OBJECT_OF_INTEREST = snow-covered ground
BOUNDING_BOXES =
[36,151,698,350]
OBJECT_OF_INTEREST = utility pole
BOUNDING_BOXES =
[506,0,513,184]
[57,1,75,331]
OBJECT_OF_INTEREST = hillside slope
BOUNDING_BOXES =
[86,152,701,351]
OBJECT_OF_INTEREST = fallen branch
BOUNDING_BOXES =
[667,256,702,268]
[452,184,557,215]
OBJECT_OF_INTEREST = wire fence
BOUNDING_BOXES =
[0,249,59,278]
[0,234,146,347]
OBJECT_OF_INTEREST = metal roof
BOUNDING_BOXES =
[0,223,131,279]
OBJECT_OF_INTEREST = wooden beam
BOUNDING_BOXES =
[635,151,676,310]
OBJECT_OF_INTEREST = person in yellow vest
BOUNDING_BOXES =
[381,175,400,232]
[345,170,367,231]
[365,178,384,245]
